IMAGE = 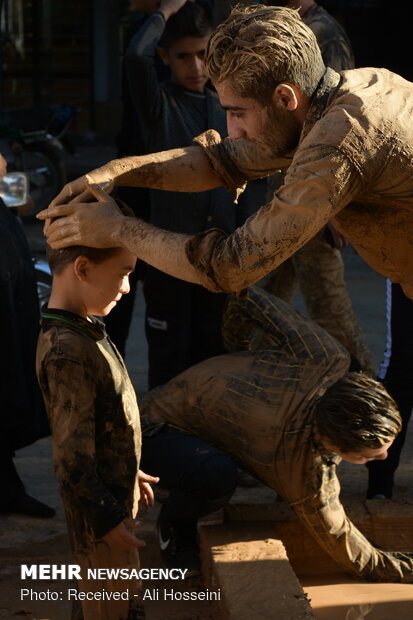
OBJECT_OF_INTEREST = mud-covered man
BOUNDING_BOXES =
[39,4,413,302]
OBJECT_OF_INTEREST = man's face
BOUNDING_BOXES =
[129,0,159,13]
[158,36,210,93]
[324,440,394,465]
[216,80,302,156]
[81,248,137,317]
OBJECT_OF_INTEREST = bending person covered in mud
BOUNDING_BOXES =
[39,5,413,302]
[141,285,413,583]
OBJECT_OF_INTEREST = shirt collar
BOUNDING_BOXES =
[314,437,342,466]
[40,306,107,342]
[301,67,342,143]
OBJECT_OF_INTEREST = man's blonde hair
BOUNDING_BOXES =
[206,5,325,103]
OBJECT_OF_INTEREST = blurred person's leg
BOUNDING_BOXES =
[294,230,374,373]
[366,282,413,498]
[262,258,298,304]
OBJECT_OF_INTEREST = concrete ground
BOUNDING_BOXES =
[1,143,412,619]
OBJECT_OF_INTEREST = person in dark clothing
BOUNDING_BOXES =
[366,282,413,498]
[121,0,265,388]
[107,0,218,357]
[0,153,54,518]
[105,0,162,357]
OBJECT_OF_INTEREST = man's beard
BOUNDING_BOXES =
[260,103,302,158]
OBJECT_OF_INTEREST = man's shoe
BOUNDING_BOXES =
[157,516,201,577]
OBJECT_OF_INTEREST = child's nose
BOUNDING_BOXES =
[120,277,130,295]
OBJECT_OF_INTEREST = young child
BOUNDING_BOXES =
[36,223,158,620]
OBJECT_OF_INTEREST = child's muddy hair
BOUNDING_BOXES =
[46,197,134,275]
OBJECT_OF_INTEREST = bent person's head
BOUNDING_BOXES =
[314,372,401,464]
[205,5,325,104]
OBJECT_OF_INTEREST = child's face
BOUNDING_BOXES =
[158,35,210,93]
[82,249,137,316]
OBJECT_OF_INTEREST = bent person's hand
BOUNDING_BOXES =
[38,183,126,249]
[102,518,145,551]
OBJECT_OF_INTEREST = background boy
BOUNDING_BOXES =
[36,218,158,620]
[116,0,265,388]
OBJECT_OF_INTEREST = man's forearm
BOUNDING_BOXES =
[108,145,221,192]
[118,216,203,284]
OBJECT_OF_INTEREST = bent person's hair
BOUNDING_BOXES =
[314,372,401,453]
[158,0,214,50]
[206,5,325,103]
[46,198,133,275]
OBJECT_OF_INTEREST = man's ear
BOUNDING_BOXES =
[157,46,170,66]
[73,256,90,282]
[272,83,300,111]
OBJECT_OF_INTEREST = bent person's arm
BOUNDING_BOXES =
[291,467,413,583]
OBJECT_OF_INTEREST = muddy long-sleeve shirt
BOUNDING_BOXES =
[36,309,141,552]
[142,287,413,582]
[186,67,413,299]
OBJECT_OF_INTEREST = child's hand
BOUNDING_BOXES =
[102,518,146,551]
[138,470,159,511]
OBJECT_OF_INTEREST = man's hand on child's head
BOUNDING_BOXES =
[138,470,160,511]
[102,518,146,551]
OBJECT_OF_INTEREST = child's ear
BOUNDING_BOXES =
[73,256,90,281]
[157,46,170,66]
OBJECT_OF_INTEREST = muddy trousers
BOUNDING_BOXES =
[366,282,413,497]
[263,230,373,373]
[141,425,238,528]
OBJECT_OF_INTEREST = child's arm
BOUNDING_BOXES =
[41,354,131,541]
[123,12,167,129]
